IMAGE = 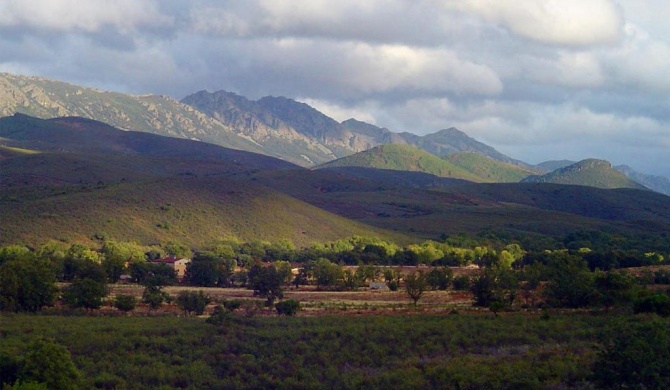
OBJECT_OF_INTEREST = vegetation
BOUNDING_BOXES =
[445,152,536,182]
[317,144,483,181]
[1,313,668,389]
[522,158,647,189]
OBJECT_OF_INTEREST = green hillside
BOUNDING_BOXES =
[0,175,394,248]
[0,114,398,247]
[522,159,647,190]
[445,152,537,182]
[315,144,482,181]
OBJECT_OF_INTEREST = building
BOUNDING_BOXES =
[150,256,191,279]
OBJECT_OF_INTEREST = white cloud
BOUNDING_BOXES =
[299,99,379,124]
[440,0,624,46]
[0,0,172,33]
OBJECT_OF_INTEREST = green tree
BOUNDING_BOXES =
[593,270,639,310]
[100,241,146,283]
[312,258,343,289]
[0,258,58,312]
[185,252,236,287]
[452,275,471,291]
[163,241,192,258]
[543,254,596,308]
[18,339,80,390]
[405,271,427,306]
[62,277,108,310]
[426,267,453,290]
[383,268,401,291]
[471,266,519,310]
[142,285,170,312]
[274,260,293,285]
[248,264,284,305]
[176,291,210,316]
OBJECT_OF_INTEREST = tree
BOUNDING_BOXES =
[543,254,596,308]
[62,277,108,310]
[18,339,80,390]
[471,266,519,310]
[275,299,301,316]
[0,258,58,312]
[452,275,471,291]
[113,294,137,313]
[248,264,284,305]
[163,241,192,258]
[312,258,343,289]
[593,270,639,310]
[405,271,427,306]
[383,268,401,291]
[426,267,453,290]
[274,261,293,285]
[185,252,236,287]
[129,261,177,286]
[176,291,210,316]
[142,285,170,311]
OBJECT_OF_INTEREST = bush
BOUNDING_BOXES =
[634,293,670,317]
[275,299,301,316]
[176,291,210,316]
[593,319,670,389]
[113,294,137,313]
[452,275,471,290]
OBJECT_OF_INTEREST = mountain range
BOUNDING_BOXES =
[2,112,670,248]
[1,71,670,241]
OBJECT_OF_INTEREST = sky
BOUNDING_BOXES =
[1,0,669,177]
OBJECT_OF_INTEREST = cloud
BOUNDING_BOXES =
[441,0,624,46]
[0,0,669,177]
[0,0,172,33]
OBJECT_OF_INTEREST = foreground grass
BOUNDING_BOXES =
[0,312,644,389]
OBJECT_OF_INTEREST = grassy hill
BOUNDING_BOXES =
[0,175,395,248]
[315,144,483,181]
[0,114,399,247]
[3,113,670,248]
[522,159,648,190]
[445,152,537,182]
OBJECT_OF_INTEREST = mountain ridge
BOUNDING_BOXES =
[522,159,648,190]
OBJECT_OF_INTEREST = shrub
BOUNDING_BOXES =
[275,299,301,316]
[633,293,670,317]
[176,291,210,316]
[113,294,137,313]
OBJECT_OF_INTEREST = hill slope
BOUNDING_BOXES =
[315,144,483,181]
[0,114,396,247]
[445,152,537,182]
[522,159,648,190]
[615,165,670,196]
